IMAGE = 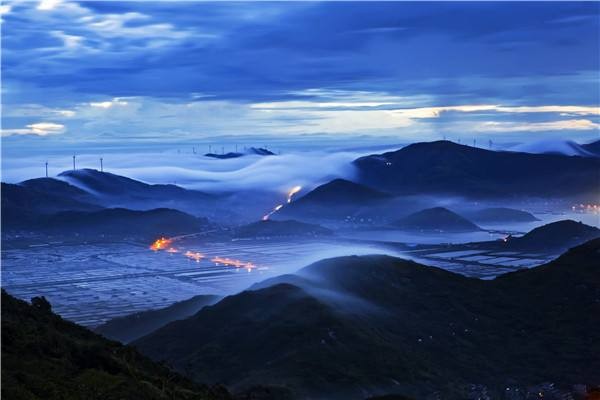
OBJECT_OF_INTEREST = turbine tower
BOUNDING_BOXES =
[45,161,48,178]
[72,155,76,171]
[100,157,103,172]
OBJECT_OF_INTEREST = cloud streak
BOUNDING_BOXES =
[2,122,66,137]
[477,119,600,133]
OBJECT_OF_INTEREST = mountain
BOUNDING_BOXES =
[37,207,211,238]
[1,182,101,229]
[235,219,333,239]
[205,152,245,159]
[504,219,600,252]
[133,240,600,399]
[248,147,276,156]
[1,289,232,400]
[464,207,539,223]
[510,139,596,157]
[277,178,391,220]
[20,177,97,202]
[353,140,600,198]
[95,294,221,343]
[57,169,215,214]
[205,147,275,159]
[393,207,481,232]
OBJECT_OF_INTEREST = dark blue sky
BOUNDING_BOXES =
[1,1,599,144]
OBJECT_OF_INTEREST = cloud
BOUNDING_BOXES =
[254,92,600,117]
[2,104,76,118]
[0,4,11,16]
[79,11,192,42]
[1,2,598,147]
[0,147,372,192]
[2,2,598,105]
[37,0,61,12]
[89,98,129,109]
[51,30,84,50]
[1,122,66,137]
[476,119,599,132]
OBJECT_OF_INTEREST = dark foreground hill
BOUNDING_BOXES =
[1,290,232,400]
[95,294,221,343]
[235,219,333,239]
[134,240,600,400]
[393,207,481,232]
[278,178,391,220]
[353,140,600,199]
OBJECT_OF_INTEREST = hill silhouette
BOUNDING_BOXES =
[1,289,232,400]
[133,240,600,399]
[393,207,481,232]
[353,140,600,198]
[235,219,332,238]
[504,219,600,252]
[38,207,211,238]
[278,178,391,220]
[95,294,221,343]
[464,207,539,223]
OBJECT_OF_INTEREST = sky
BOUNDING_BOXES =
[1,1,600,177]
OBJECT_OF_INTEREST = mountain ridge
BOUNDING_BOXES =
[133,239,600,399]
[353,140,600,198]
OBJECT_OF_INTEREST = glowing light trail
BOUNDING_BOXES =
[184,250,205,262]
[262,185,302,220]
[287,185,302,203]
[150,237,173,251]
[149,236,257,272]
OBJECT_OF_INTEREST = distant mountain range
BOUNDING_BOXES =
[392,207,481,232]
[353,140,600,198]
[235,219,333,239]
[95,294,221,343]
[133,239,600,399]
[1,169,222,233]
[58,169,215,213]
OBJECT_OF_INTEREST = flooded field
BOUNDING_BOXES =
[1,238,393,326]
[3,212,589,327]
